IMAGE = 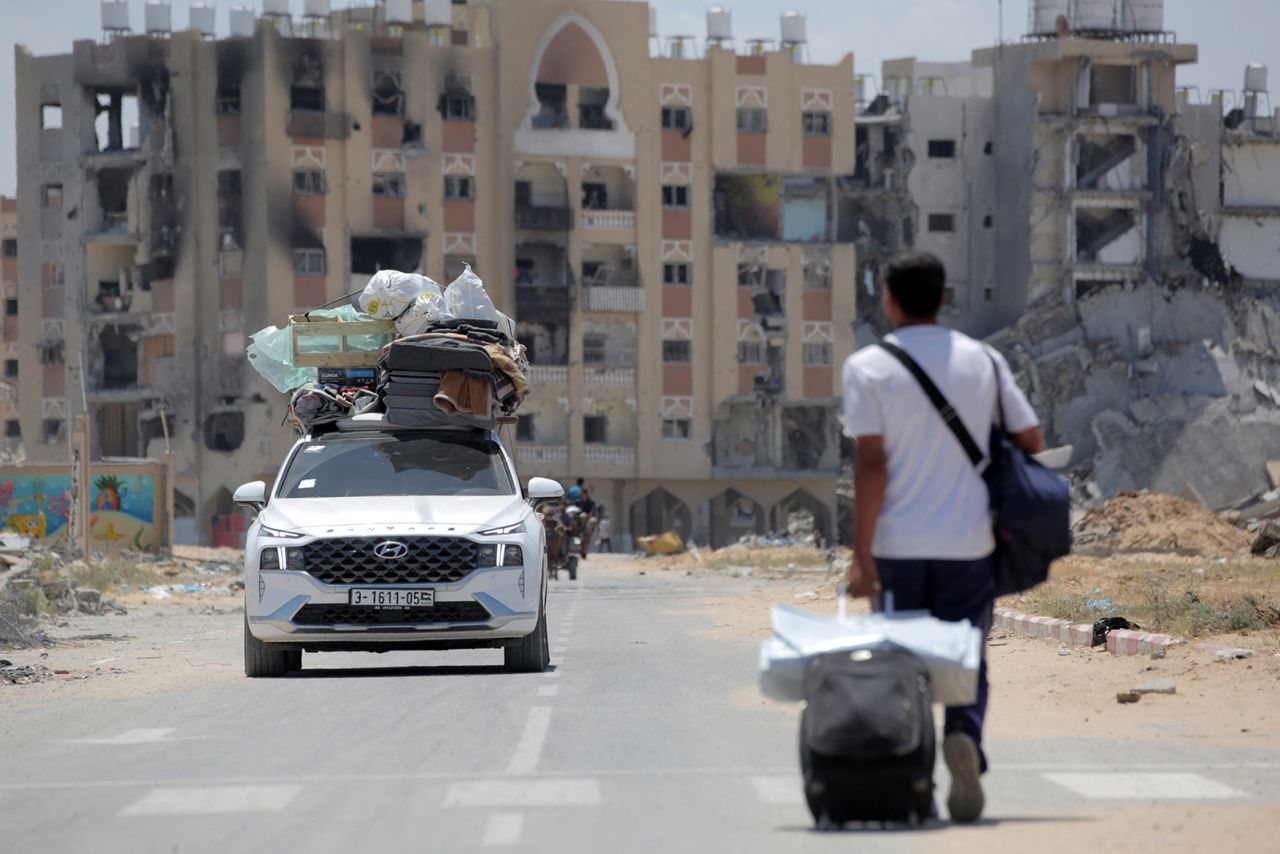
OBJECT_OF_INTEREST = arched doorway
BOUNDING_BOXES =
[629,488,692,541]
[770,489,832,546]
[707,489,764,549]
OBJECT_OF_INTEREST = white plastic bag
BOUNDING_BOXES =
[758,602,983,706]
[359,270,442,321]
[444,264,500,323]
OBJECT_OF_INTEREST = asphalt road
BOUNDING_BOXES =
[2,563,1278,853]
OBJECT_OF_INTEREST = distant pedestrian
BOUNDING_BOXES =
[841,251,1043,824]
[596,508,612,553]
[566,478,585,504]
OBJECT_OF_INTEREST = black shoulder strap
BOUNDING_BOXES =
[877,341,984,467]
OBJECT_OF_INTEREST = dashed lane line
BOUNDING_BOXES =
[443,780,601,808]
[749,776,804,805]
[506,707,553,775]
[481,811,525,846]
[122,785,301,816]
[1043,772,1246,800]
[58,729,206,745]
[537,685,559,697]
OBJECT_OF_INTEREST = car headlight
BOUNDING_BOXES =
[259,548,281,571]
[476,543,500,568]
[476,520,527,536]
[259,524,305,540]
[283,546,306,570]
[502,545,524,566]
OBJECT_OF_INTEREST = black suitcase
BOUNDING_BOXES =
[799,648,935,828]
[382,338,493,373]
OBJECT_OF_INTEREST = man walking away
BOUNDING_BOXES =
[841,251,1043,824]
[596,508,612,553]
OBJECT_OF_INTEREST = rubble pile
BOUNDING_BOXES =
[1071,490,1253,558]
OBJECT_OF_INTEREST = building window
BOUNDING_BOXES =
[1,238,15,258]
[662,263,690,286]
[3,360,17,380]
[927,213,955,233]
[445,175,474,200]
[662,418,691,440]
[41,103,63,129]
[42,419,64,445]
[802,111,831,136]
[42,184,62,208]
[662,340,691,363]
[4,298,16,317]
[737,341,766,364]
[293,169,326,195]
[661,185,689,208]
[661,106,691,131]
[216,88,240,115]
[372,173,405,198]
[804,262,831,290]
[219,250,243,278]
[4,420,19,439]
[293,248,325,276]
[516,414,534,441]
[443,93,475,121]
[737,263,763,286]
[290,85,324,113]
[984,285,994,303]
[927,139,957,159]
[583,334,607,365]
[371,69,404,117]
[583,414,607,444]
[43,262,64,286]
[803,342,832,366]
[736,107,767,133]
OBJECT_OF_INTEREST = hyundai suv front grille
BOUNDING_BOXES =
[292,601,492,626]
[301,536,479,585]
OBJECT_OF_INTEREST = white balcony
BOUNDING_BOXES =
[527,365,569,385]
[584,367,636,386]
[580,209,635,230]
[517,444,568,465]
[583,445,636,466]
[584,286,644,313]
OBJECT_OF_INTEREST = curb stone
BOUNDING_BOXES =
[994,608,1190,657]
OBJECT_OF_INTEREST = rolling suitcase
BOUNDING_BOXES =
[799,647,935,827]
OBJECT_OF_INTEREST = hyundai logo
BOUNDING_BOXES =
[374,540,409,561]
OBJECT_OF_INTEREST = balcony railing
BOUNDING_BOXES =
[580,209,635,230]
[584,367,635,386]
[515,285,572,310]
[527,365,568,385]
[516,205,573,231]
[517,444,568,465]
[584,285,644,313]
[584,445,636,466]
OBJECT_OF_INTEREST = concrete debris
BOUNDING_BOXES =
[1131,678,1177,695]
[1072,490,1252,557]
[1249,521,1280,556]
[1116,692,1141,704]
[1214,647,1254,661]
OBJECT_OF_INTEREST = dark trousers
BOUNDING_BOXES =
[873,555,995,773]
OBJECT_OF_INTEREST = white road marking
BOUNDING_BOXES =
[507,707,553,774]
[481,811,525,846]
[750,776,804,805]
[537,685,559,697]
[122,785,301,816]
[443,780,601,808]
[553,646,568,653]
[61,729,203,745]
[1043,772,1245,800]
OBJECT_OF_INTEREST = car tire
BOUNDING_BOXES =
[567,555,578,581]
[504,611,550,673]
[244,617,301,678]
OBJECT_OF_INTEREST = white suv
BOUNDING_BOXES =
[234,420,563,677]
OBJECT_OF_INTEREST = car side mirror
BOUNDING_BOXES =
[527,477,565,504]
[233,480,267,512]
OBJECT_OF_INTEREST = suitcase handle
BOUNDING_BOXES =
[836,584,894,620]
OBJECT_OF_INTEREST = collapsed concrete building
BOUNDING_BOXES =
[12,0,860,547]
[857,1,1280,511]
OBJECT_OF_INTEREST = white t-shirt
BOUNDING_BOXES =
[841,325,1039,560]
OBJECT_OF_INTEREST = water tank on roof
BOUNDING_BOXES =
[424,0,451,27]
[263,0,290,17]
[707,7,732,42]
[780,10,807,44]
[1073,0,1116,30]
[386,0,414,24]
[1245,63,1269,93]
[229,5,255,36]
[189,3,216,36]
[102,0,131,31]
[145,1,172,34]
[1121,0,1163,32]
[1029,0,1070,35]
[304,0,331,18]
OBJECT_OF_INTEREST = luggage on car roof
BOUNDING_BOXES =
[381,337,493,373]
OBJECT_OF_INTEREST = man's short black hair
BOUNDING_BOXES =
[884,251,946,320]
[576,478,584,487]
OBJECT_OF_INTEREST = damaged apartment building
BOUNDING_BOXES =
[853,0,1280,510]
[13,0,856,547]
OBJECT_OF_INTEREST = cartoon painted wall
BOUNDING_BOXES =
[0,468,161,551]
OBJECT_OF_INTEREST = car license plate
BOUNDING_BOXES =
[348,589,435,608]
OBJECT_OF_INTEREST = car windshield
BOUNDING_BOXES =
[276,432,516,498]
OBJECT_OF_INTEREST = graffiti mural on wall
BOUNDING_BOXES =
[0,471,159,550]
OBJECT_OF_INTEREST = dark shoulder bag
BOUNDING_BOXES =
[877,341,1071,596]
